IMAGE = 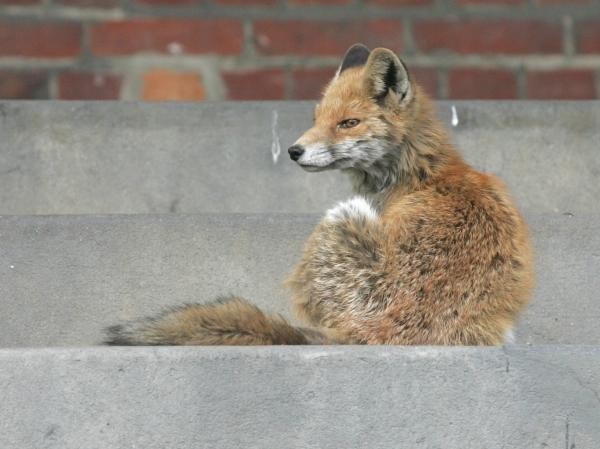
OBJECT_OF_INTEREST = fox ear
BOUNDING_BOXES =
[364,48,412,106]
[335,43,371,78]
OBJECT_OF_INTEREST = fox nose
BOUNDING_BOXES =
[288,145,305,162]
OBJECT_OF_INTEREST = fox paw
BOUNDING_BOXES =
[325,196,377,223]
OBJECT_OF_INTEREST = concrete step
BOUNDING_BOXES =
[0,101,598,214]
[0,346,598,448]
[0,212,597,347]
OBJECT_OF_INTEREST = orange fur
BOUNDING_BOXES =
[287,47,533,345]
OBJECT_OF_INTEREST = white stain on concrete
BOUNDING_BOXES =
[451,105,459,127]
[93,75,105,87]
[167,42,184,55]
[271,110,281,164]
[504,328,516,344]
[302,349,343,360]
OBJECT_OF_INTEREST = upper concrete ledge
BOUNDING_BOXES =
[0,346,598,449]
[0,100,598,214]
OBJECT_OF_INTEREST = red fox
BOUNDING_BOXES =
[106,44,533,346]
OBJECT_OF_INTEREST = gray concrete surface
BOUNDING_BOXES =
[0,212,597,347]
[0,101,598,214]
[0,346,598,448]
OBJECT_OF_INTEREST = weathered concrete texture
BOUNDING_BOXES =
[0,101,598,214]
[0,346,598,449]
[0,212,597,347]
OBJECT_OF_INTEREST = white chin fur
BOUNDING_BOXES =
[296,143,334,168]
[325,196,377,223]
[299,164,329,172]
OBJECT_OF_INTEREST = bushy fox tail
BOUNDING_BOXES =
[105,296,329,346]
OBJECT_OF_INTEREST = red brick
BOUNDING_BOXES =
[0,71,48,99]
[0,22,81,58]
[526,70,596,99]
[292,68,336,99]
[223,69,285,100]
[366,0,433,5]
[290,0,351,4]
[215,0,276,4]
[448,68,517,99]
[414,20,562,54]
[58,72,122,100]
[56,0,118,7]
[410,67,438,98]
[0,0,41,4]
[142,70,204,101]
[536,0,591,3]
[456,0,524,4]
[136,0,197,4]
[255,20,403,56]
[90,19,243,56]
[577,21,600,54]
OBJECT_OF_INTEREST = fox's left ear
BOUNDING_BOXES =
[335,43,371,78]
[363,48,412,106]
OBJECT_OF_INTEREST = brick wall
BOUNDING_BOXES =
[0,0,599,101]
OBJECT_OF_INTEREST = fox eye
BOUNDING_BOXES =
[338,118,360,129]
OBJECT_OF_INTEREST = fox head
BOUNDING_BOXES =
[288,44,419,174]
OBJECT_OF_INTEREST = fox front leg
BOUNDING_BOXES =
[288,196,387,336]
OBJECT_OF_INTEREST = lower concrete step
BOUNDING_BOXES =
[0,212,597,346]
[0,346,598,448]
